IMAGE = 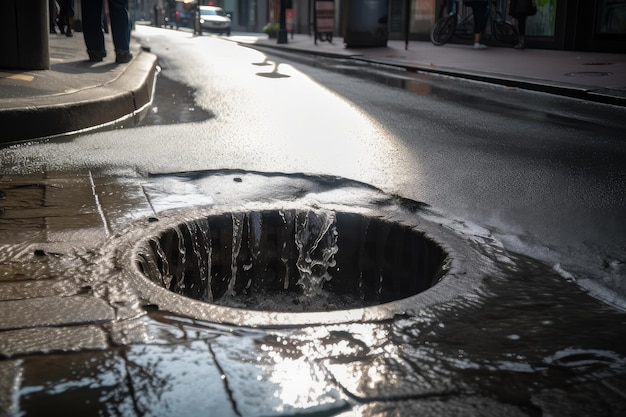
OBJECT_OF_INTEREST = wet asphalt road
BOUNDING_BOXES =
[1,25,626,415]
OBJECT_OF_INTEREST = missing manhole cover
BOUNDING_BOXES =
[136,209,448,314]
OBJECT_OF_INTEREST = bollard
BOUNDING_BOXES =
[0,0,50,69]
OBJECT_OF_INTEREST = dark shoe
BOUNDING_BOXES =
[88,50,107,62]
[65,30,73,37]
[115,50,133,64]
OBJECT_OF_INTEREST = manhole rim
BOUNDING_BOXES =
[119,202,479,328]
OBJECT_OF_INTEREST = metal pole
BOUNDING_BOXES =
[277,0,288,44]
[404,0,410,50]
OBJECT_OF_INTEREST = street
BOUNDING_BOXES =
[1,25,626,415]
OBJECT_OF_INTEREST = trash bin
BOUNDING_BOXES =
[0,0,50,69]
[342,0,389,48]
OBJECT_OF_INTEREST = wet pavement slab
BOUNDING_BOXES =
[1,170,625,416]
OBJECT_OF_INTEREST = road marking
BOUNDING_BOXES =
[0,72,34,82]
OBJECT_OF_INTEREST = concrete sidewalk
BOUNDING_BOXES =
[240,32,626,106]
[1,24,625,144]
[0,29,158,144]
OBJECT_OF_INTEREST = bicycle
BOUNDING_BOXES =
[431,0,519,47]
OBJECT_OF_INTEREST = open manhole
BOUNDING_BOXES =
[134,208,449,319]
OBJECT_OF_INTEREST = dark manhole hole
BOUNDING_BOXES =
[135,208,448,317]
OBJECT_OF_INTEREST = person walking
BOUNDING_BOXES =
[57,0,74,37]
[509,0,536,49]
[49,0,58,34]
[81,0,133,63]
[465,0,489,49]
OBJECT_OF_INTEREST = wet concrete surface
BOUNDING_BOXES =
[135,75,213,127]
[3,33,626,414]
[1,169,625,416]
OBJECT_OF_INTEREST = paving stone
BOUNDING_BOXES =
[0,325,108,357]
[0,243,84,283]
[0,360,21,416]
[17,349,136,416]
[0,181,45,209]
[90,177,155,233]
[338,396,532,417]
[212,335,348,416]
[0,244,56,283]
[0,224,45,244]
[0,296,115,330]
[126,340,237,416]
[532,376,626,417]
[0,278,75,299]
[42,176,108,241]
[0,180,47,243]
[0,174,108,243]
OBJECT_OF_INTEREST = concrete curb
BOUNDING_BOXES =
[364,58,626,107]
[0,50,158,144]
[243,42,626,107]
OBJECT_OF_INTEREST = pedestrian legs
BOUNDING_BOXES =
[57,0,75,37]
[468,1,489,49]
[108,0,132,56]
[515,16,527,49]
[81,0,132,63]
[81,0,106,60]
[49,0,58,34]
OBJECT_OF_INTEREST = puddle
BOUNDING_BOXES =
[139,75,213,126]
[116,74,213,130]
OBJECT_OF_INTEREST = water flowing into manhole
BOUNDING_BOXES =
[135,208,448,315]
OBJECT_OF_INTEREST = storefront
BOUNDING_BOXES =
[386,0,625,52]
[567,0,626,52]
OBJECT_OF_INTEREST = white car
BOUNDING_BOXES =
[199,6,231,35]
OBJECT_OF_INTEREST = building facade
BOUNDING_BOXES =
[133,0,625,52]
[382,0,625,52]
[310,0,623,52]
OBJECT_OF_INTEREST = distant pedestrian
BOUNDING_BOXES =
[464,0,489,49]
[57,0,74,37]
[49,0,58,34]
[81,0,133,64]
[509,0,537,49]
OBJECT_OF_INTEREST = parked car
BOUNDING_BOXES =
[198,6,231,35]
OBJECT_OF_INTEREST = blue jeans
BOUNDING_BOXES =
[81,0,131,54]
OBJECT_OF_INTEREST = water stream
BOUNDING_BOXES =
[140,209,366,312]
